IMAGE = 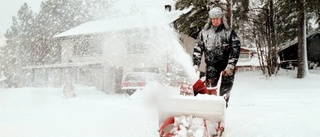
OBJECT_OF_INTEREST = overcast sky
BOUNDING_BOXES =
[0,0,42,33]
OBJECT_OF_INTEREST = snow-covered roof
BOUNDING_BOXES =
[54,10,188,38]
[241,47,257,52]
[278,31,320,52]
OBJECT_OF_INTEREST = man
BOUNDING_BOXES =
[193,7,241,106]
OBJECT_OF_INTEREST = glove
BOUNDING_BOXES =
[223,64,235,76]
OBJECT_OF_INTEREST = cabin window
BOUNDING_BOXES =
[73,35,103,57]
[239,53,251,61]
[239,53,250,59]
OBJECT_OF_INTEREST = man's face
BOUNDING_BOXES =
[211,18,222,27]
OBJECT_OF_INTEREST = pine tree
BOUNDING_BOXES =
[275,0,319,44]
[296,0,308,78]
[3,0,112,87]
[83,0,112,20]
[174,0,212,39]
[275,0,297,44]
[31,0,112,65]
[32,0,84,64]
[174,0,249,39]
[3,3,35,87]
[306,0,320,29]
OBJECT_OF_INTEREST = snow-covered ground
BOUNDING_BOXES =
[2,0,320,136]
[1,69,320,137]
[227,69,320,137]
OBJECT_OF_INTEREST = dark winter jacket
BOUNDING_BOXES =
[193,23,241,70]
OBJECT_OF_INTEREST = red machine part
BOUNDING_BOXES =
[159,116,224,137]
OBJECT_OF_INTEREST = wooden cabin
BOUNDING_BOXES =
[278,31,320,69]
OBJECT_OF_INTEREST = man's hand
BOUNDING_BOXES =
[223,64,235,76]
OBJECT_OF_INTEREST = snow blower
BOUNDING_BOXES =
[158,72,226,137]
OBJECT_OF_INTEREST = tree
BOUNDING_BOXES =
[31,0,112,65]
[3,0,112,87]
[267,0,279,76]
[305,0,320,29]
[275,1,297,44]
[174,0,212,39]
[3,3,35,87]
[245,0,279,76]
[5,3,35,65]
[248,0,269,75]
[296,0,308,78]
[276,0,320,78]
[249,0,319,77]
[174,0,248,39]
[302,0,320,77]
[83,0,112,20]
[31,0,87,64]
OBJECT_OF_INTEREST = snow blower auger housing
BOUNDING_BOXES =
[158,75,226,137]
